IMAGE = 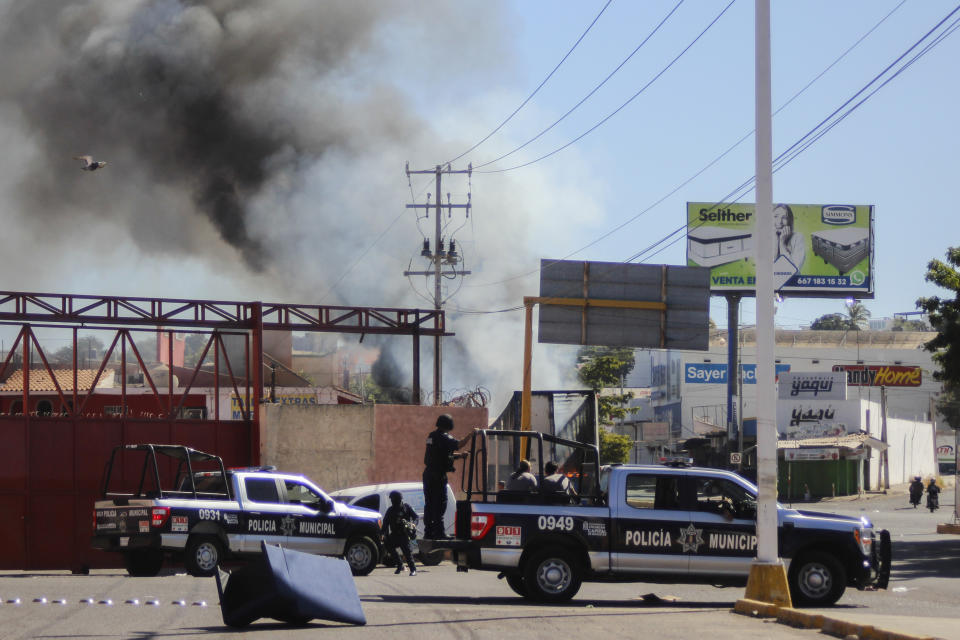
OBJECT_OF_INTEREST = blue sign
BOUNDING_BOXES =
[685,363,790,384]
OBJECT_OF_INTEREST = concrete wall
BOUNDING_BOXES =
[370,405,487,488]
[259,403,488,494]
[261,403,376,492]
[879,415,937,486]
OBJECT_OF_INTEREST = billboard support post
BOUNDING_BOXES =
[726,294,741,447]
[743,0,792,608]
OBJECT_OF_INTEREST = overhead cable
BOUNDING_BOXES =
[445,0,613,166]
[626,3,960,265]
[476,0,735,174]
[472,0,684,170]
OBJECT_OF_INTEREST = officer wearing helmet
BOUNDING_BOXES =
[383,490,419,575]
[422,413,471,539]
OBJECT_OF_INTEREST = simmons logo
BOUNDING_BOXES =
[822,205,856,225]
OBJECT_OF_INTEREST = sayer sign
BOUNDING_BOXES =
[832,365,922,387]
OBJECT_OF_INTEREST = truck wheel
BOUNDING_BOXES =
[522,547,582,603]
[788,551,846,607]
[345,536,379,576]
[505,573,528,598]
[418,549,444,566]
[123,549,164,577]
[185,535,223,577]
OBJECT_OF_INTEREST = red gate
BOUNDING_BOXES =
[0,291,445,571]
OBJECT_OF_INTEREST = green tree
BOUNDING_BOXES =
[598,427,632,464]
[845,300,871,329]
[576,346,636,424]
[810,313,848,330]
[892,317,929,331]
[51,335,105,367]
[917,247,960,427]
[810,301,871,330]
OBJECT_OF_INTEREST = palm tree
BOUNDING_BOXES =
[844,300,871,330]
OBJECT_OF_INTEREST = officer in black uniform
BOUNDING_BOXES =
[422,414,470,539]
[383,490,419,575]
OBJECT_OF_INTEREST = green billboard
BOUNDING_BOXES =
[686,202,874,297]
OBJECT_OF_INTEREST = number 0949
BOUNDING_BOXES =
[538,515,574,531]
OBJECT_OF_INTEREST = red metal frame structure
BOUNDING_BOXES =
[0,290,447,571]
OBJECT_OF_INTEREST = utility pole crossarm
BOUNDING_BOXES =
[404,162,473,405]
[405,204,471,209]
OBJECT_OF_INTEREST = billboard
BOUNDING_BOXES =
[831,364,921,387]
[777,399,860,439]
[778,372,846,400]
[538,260,710,350]
[684,362,791,384]
[686,202,874,297]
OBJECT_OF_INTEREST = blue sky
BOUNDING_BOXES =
[430,0,959,332]
[0,1,956,408]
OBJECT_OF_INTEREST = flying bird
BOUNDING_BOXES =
[74,155,107,171]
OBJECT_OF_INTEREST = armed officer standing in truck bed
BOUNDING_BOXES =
[422,414,471,539]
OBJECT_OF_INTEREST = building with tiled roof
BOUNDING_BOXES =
[0,369,115,392]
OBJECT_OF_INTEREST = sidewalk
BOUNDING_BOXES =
[734,599,952,640]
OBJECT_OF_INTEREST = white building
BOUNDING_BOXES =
[642,329,941,494]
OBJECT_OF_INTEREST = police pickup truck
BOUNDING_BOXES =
[91,444,383,577]
[429,430,890,606]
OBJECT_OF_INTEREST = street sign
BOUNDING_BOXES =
[729,452,742,464]
[537,259,710,350]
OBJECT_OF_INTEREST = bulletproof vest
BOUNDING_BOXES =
[424,429,454,471]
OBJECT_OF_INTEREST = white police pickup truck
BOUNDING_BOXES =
[91,444,383,577]
[428,430,891,606]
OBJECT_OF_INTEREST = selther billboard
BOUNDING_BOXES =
[686,202,874,298]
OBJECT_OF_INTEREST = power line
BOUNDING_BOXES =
[627,4,960,265]
[445,0,614,166]
[476,0,735,174]
[472,0,684,170]
[460,2,945,303]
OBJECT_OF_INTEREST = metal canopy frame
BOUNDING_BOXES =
[0,290,449,432]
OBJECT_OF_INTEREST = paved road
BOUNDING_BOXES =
[2,484,954,639]
[0,565,815,640]
[792,485,960,638]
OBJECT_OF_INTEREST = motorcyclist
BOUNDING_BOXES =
[926,478,941,512]
[909,476,924,508]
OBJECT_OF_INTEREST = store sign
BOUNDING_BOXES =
[777,400,860,439]
[686,202,874,297]
[685,362,791,384]
[784,447,840,461]
[778,372,846,400]
[832,364,922,387]
[937,437,956,464]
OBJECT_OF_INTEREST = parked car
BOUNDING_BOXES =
[329,482,455,565]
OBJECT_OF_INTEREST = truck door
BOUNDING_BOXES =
[686,476,758,578]
[281,479,342,555]
[611,472,691,575]
[238,476,288,553]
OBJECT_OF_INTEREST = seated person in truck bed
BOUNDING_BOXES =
[541,460,576,497]
[506,460,538,491]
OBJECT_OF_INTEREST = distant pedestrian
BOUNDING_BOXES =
[909,476,924,508]
[422,414,471,539]
[926,478,941,512]
[382,491,418,576]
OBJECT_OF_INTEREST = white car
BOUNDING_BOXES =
[329,481,455,565]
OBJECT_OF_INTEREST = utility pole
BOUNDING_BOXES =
[404,163,472,405]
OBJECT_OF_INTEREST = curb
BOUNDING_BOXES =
[733,599,937,640]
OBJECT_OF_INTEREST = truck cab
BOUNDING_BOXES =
[432,430,890,606]
[92,444,382,577]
